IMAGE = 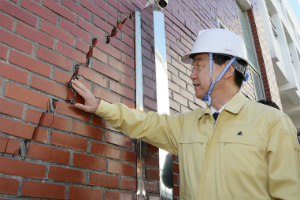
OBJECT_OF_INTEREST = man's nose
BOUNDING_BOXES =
[190,70,197,80]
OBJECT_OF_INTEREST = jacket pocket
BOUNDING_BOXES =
[219,136,267,150]
[217,136,269,199]
[178,136,208,199]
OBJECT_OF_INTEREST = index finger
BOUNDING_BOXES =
[72,79,90,93]
[71,79,90,96]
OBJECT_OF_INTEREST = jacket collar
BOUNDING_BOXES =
[199,90,249,119]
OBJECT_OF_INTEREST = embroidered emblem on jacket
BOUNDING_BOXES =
[237,131,243,136]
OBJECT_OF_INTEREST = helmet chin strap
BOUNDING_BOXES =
[202,53,237,106]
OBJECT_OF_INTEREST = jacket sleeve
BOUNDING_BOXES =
[267,115,300,199]
[94,100,182,155]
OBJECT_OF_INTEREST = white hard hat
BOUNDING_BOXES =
[181,29,249,65]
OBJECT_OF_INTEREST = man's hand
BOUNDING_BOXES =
[71,79,100,113]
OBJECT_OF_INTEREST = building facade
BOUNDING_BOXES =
[257,0,300,131]
[0,0,291,199]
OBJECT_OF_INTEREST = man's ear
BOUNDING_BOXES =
[223,65,235,79]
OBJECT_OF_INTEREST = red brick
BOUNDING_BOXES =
[122,150,136,163]
[173,174,178,184]
[93,86,121,104]
[0,97,23,119]
[16,22,54,49]
[78,17,105,40]
[105,191,132,200]
[25,108,43,124]
[107,160,135,176]
[122,53,135,69]
[31,75,67,99]
[108,57,132,77]
[68,186,102,200]
[78,67,107,87]
[121,178,136,190]
[36,46,72,71]
[94,0,118,18]
[32,128,48,143]
[71,121,103,140]
[110,38,133,57]
[28,143,70,165]
[56,41,85,63]
[0,176,19,195]
[122,99,135,109]
[93,15,113,34]
[90,141,120,159]
[89,172,119,188]
[0,28,33,54]
[106,131,132,149]
[76,39,90,53]
[92,48,108,63]
[147,144,159,156]
[41,20,75,46]
[120,0,136,11]
[54,69,72,85]
[0,12,14,30]
[145,155,158,167]
[0,43,8,60]
[173,162,179,173]
[72,152,105,171]
[0,156,46,179]
[122,34,134,49]
[60,19,91,43]
[51,131,87,151]
[174,185,179,196]
[0,136,8,153]
[55,101,90,122]
[144,98,157,111]
[9,50,51,78]
[146,168,159,181]
[62,0,91,21]
[21,0,57,24]
[43,0,75,23]
[121,74,135,89]
[95,40,121,60]
[110,81,134,100]
[48,166,85,184]
[39,113,70,132]
[81,0,106,20]
[0,62,28,84]
[0,116,35,139]
[22,180,65,199]
[5,138,20,155]
[0,1,37,27]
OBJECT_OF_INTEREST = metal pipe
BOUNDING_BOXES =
[135,10,146,200]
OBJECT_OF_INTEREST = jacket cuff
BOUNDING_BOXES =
[94,100,111,118]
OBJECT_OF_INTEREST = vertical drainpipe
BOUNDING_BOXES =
[153,9,174,200]
[135,10,146,200]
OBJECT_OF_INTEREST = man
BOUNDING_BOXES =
[71,29,300,199]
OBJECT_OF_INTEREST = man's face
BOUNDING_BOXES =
[189,53,224,99]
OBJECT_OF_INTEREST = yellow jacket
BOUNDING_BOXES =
[95,91,300,200]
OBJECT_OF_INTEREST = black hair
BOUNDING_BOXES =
[257,100,280,110]
[190,54,247,88]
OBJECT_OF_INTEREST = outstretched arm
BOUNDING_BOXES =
[71,79,181,155]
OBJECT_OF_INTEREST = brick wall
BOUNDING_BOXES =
[0,0,160,199]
